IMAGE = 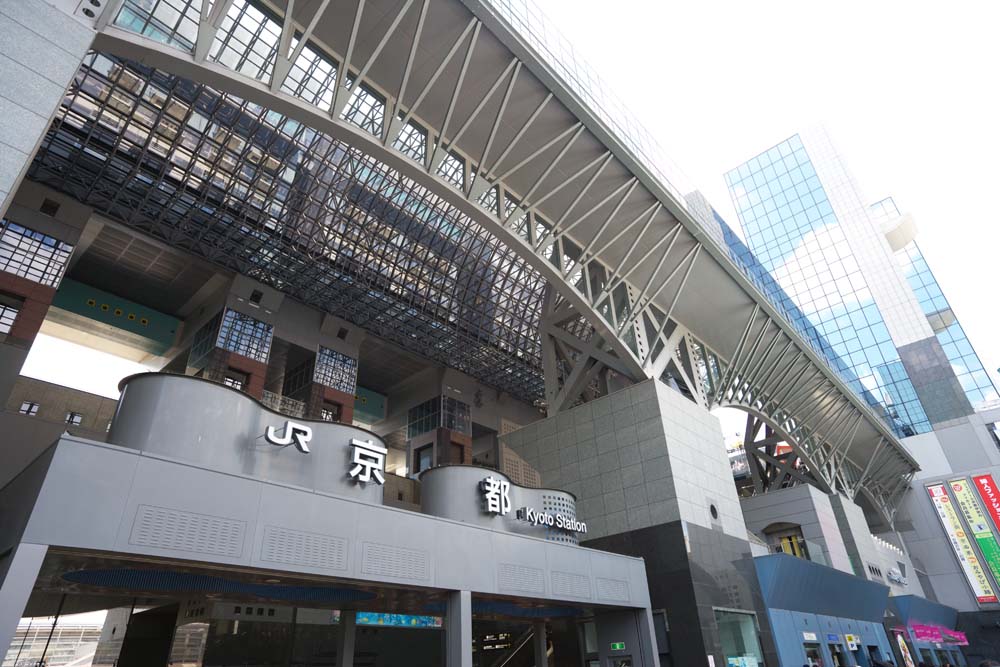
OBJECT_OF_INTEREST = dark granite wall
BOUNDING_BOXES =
[956,610,1000,665]
[898,337,973,425]
[585,520,778,667]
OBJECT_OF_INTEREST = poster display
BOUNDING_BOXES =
[949,478,1000,587]
[927,483,998,604]
[973,474,1000,532]
[895,632,916,667]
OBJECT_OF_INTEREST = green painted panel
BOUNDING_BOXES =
[354,386,386,424]
[976,534,1000,587]
[52,279,179,353]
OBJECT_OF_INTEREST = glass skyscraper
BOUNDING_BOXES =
[724,129,996,438]
[870,198,998,409]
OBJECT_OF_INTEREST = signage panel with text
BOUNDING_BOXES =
[927,483,997,604]
[949,478,1000,589]
[973,474,1000,533]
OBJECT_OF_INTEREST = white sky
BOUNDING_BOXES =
[22,334,148,399]
[540,0,1000,398]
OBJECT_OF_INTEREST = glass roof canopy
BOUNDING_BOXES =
[30,52,548,400]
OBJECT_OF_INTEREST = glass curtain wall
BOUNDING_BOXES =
[725,136,931,436]
[871,198,999,409]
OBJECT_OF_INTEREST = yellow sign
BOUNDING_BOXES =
[950,478,992,535]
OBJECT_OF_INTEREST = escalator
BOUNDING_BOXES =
[485,627,549,667]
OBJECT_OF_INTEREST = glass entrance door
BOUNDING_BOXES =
[714,609,764,667]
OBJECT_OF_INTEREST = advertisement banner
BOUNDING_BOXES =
[895,632,916,667]
[911,624,942,642]
[940,628,969,646]
[950,478,1000,587]
[973,474,1000,532]
[927,483,998,604]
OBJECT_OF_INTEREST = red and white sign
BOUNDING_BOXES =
[973,474,1000,533]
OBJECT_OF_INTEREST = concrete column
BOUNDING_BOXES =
[445,590,472,667]
[0,543,47,658]
[636,609,661,667]
[0,3,94,217]
[532,621,547,667]
[335,610,355,667]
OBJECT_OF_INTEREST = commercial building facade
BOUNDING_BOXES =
[727,128,1000,662]
[0,1,994,666]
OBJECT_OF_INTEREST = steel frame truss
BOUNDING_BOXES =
[90,0,710,388]
[80,0,919,523]
[690,311,916,525]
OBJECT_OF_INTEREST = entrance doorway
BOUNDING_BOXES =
[828,642,848,667]
[804,642,824,666]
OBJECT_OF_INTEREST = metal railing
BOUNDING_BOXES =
[261,390,306,418]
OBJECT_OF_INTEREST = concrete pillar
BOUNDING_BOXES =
[445,590,472,667]
[0,543,47,658]
[0,3,93,217]
[532,621,547,667]
[335,610,355,667]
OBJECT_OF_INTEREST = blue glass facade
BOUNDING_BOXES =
[724,135,931,436]
[712,211,901,432]
[871,199,999,409]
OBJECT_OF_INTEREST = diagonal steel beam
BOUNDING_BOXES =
[712,306,761,404]
[496,122,581,182]
[527,151,610,220]
[549,153,614,231]
[644,246,701,369]
[385,0,429,144]
[342,0,416,106]
[393,17,477,135]
[434,57,518,172]
[481,93,551,183]
[331,0,367,115]
[552,178,640,253]
[854,438,886,499]
[194,0,236,61]
[427,21,481,170]
[507,124,585,221]
[578,200,657,263]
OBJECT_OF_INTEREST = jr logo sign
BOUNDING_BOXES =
[265,420,313,453]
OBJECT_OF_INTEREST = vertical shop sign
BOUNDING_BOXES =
[972,474,1000,532]
[949,478,1000,587]
[927,483,997,604]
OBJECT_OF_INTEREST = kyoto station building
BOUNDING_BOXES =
[2,1,1000,666]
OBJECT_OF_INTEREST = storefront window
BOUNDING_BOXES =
[407,397,440,439]
[828,642,848,667]
[803,642,823,666]
[407,395,471,438]
[441,395,471,435]
[714,609,764,667]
